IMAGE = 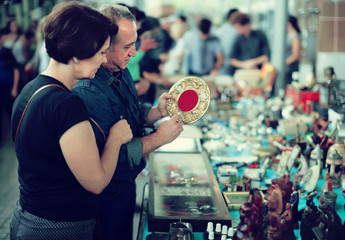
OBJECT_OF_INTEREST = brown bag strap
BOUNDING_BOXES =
[15,83,106,145]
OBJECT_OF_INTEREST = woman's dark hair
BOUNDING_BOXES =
[288,15,301,34]
[4,19,22,35]
[43,1,118,64]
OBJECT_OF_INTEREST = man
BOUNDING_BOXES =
[214,8,238,75]
[229,13,270,76]
[72,5,184,240]
[182,18,223,76]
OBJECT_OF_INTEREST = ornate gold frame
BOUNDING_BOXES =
[166,76,210,124]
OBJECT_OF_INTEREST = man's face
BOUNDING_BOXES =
[198,30,208,40]
[104,19,137,73]
[234,23,246,35]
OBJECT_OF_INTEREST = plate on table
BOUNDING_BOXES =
[166,76,210,124]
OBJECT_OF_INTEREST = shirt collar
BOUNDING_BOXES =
[97,65,123,86]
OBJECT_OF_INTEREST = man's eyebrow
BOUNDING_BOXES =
[125,42,135,48]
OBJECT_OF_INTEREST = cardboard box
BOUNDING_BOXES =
[317,2,345,52]
[148,4,174,18]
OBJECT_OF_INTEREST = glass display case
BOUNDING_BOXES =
[148,151,231,232]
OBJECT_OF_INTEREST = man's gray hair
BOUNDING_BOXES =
[99,4,136,46]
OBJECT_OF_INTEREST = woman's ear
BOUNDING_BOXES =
[73,57,79,63]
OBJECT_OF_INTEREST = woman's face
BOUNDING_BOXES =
[10,21,18,33]
[75,37,110,79]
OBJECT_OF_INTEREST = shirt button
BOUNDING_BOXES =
[120,115,123,119]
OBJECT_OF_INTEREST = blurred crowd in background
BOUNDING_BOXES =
[0,1,301,145]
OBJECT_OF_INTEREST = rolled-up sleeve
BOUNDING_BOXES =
[140,102,152,123]
[126,137,143,168]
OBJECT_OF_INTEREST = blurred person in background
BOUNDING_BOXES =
[162,14,189,76]
[121,4,159,97]
[25,17,50,78]
[181,18,223,76]
[138,16,173,104]
[0,28,19,146]
[170,14,188,42]
[214,8,238,75]
[24,20,38,61]
[9,2,133,239]
[72,5,183,239]
[285,15,301,85]
[3,19,28,91]
[159,15,175,61]
[229,12,270,76]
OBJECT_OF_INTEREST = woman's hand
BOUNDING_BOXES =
[109,119,133,144]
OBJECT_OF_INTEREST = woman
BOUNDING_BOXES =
[3,19,28,91]
[10,2,132,239]
[3,19,27,66]
[285,15,301,84]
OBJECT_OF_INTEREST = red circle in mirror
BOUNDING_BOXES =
[178,90,199,112]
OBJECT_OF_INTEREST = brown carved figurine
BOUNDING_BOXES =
[233,202,255,240]
[248,189,264,240]
[233,189,264,240]
[265,176,295,240]
[266,184,283,240]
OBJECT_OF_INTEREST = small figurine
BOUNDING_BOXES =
[270,175,293,213]
[266,184,283,240]
[310,144,321,167]
[318,180,332,204]
[248,189,264,240]
[300,166,320,192]
[312,203,342,240]
[276,151,290,177]
[300,191,321,240]
[281,202,294,239]
[310,117,331,135]
[294,154,309,181]
[324,149,342,189]
[287,145,301,173]
[264,176,295,240]
[310,144,323,179]
[233,189,263,240]
[290,181,300,229]
[233,202,255,240]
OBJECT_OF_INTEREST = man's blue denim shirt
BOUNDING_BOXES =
[72,66,150,181]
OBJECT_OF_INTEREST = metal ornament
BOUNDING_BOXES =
[167,76,210,124]
[325,149,343,189]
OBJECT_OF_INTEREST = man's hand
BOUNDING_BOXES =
[156,115,184,144]
[157,92,172,117]
[141,115,183,156]
[242,59,257,69]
